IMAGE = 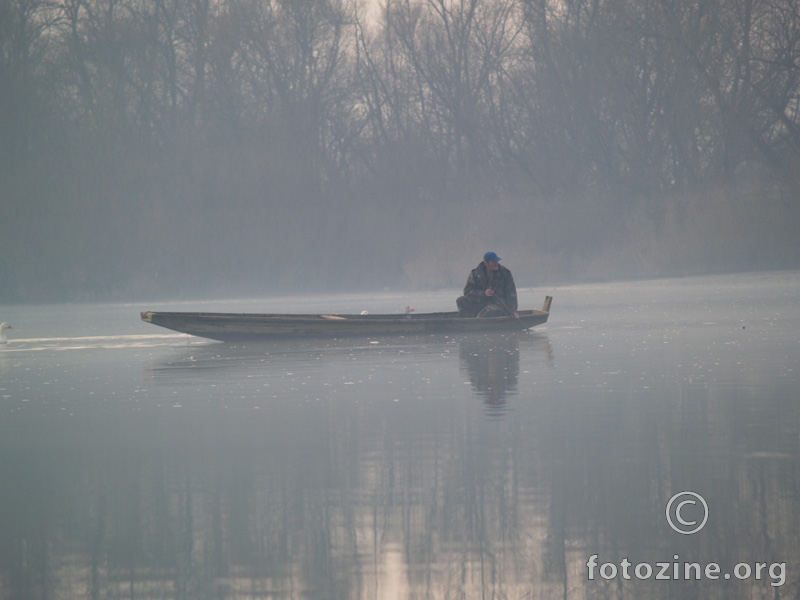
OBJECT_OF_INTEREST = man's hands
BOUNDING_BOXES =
[486,288,519,318]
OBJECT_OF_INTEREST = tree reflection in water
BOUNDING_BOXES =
[1,329,798,600]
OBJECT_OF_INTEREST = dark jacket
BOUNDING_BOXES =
[462,261,518,312]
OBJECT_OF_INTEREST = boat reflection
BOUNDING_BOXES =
[458,333,520,412]
[459,332,553,414]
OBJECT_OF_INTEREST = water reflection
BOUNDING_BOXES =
[459,334,520,412]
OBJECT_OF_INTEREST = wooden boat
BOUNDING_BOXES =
[141,296,552,342]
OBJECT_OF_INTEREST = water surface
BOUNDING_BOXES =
[1,272,799,599]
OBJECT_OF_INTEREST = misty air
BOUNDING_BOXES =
[1,0,800,598]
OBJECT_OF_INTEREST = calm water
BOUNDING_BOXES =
[1,271,799,600]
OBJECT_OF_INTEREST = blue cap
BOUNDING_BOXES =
[483,251,502,262]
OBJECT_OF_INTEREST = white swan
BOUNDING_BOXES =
[0,322,11,344]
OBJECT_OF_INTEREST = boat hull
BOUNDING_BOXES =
[141,297,552,342]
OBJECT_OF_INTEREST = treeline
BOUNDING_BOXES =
[1,0,799,301]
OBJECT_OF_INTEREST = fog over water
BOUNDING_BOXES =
[2,0,800,302]
[1,271,799,599]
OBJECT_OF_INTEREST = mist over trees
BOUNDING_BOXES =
[1,0,799,302]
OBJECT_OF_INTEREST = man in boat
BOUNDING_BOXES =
[457,252,519,318]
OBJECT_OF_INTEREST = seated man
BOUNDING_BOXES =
[457,252,519,318]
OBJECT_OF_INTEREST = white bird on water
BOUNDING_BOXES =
[0,322,12,344]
